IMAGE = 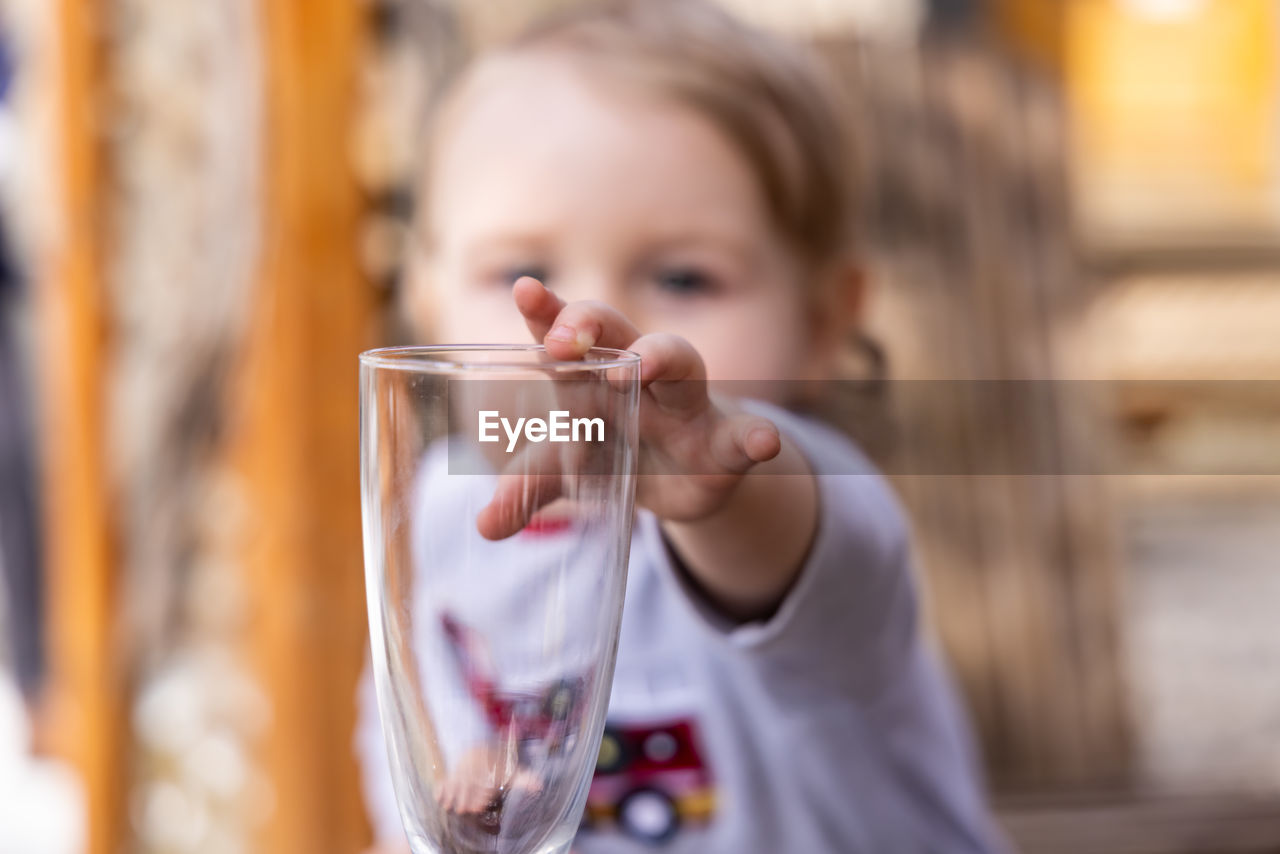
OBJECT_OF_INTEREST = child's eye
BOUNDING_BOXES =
[652,267,715,296]
[503,265,549,286]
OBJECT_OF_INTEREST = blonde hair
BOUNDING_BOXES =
[421,0,858,275]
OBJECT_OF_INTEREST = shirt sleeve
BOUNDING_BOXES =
[639,398,921,702]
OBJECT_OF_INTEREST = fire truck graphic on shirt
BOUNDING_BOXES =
[435,512,718,846]
[583,718,716,844]
[440,606,718,846]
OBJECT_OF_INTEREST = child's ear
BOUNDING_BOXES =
[833,259,866,330]
[810,256,866,362]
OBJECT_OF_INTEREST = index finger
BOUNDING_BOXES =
[541,299,642,360]
[511,278,641,358]
[512,276,566,344]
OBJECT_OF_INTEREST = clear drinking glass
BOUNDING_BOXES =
[360,345,641,854]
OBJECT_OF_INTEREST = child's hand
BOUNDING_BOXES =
[477,277,817,621]
[476,277,783,540]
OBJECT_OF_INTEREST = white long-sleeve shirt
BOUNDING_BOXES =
[356,400,1009,853]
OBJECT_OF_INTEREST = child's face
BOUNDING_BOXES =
[413,52,844,383]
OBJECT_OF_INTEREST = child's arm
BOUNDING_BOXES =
[478,278,818,622]
[656,417,817,622]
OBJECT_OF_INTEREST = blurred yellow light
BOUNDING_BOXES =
[1121,0,1208,22]
[1068,0,1279,239]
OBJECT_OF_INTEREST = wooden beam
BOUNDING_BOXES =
[32,1,128,853]
[233,0,375,851]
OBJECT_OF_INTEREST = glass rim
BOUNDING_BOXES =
[358,343,642,373]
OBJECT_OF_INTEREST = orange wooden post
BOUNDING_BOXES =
[232,0,376,850]
[32,1,130,853]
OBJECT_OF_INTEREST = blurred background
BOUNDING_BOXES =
[0,0,1278,852]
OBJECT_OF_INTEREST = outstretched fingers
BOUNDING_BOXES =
[475,471,565,542]
[512,276,567,344]
[474,441,571,541]
[512,278,642,359]
[629,332,707,414]
[709,411,782,475]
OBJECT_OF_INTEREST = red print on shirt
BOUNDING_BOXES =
[582,719,716,844]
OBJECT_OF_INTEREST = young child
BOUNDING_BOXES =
[357,1,1009,851]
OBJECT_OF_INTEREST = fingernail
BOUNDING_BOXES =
[547,324,576,343]
[547,324,595,351]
